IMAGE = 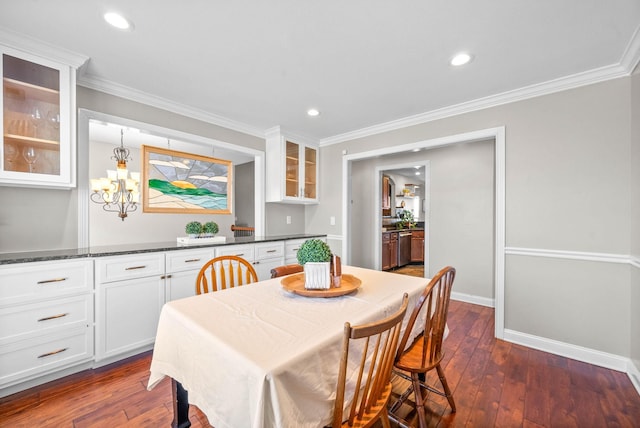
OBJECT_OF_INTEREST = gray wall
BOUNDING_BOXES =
[631,68,640,374]
[350,140,495,300]
[0,87,265,252]
[311,77,634,357]
[234,161,255,227]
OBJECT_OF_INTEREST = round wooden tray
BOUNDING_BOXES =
[281,273,361,298]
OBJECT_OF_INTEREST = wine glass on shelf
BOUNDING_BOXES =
[29,107,42,138]
[46,111,60,140]
[22,146,37,173]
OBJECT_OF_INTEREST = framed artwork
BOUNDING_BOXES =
[142,145,232,214]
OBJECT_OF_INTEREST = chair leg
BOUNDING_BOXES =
[380,408,392,428]
[435,363,456,412]
[411,372,428,428]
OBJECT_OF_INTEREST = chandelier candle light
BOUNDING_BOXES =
[90,129,140,221]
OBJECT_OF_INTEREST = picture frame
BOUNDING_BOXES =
[142,145,232,214]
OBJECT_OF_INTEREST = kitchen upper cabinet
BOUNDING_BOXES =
[266,128,319,204]
[0,42,86,188]
[382,175,391,210]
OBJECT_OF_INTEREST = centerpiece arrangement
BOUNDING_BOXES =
[177,220,226,245]
[296,238,342,289]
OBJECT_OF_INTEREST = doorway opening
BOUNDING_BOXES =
[379,161,429,278]
[341,127,505,339]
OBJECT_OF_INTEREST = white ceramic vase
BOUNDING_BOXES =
[304,262,331,289]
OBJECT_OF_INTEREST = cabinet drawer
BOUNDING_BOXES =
[284,239,306,262]
[96,253,164,283]
[255,242,284,261]
[166,249,212,273]
[215,245,255,261]
[0,327,92,387]
[0,260,92,307]
[0,295,92,342]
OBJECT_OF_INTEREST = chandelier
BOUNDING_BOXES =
[90,129,140,221]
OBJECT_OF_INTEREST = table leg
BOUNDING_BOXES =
[171,379,191,428]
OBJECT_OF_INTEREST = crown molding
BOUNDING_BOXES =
[0,27,88,69]
[320,26,640,147]
[77,75,266,139]
[320,62,634,146]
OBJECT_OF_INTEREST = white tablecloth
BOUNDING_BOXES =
[148,266,429,428]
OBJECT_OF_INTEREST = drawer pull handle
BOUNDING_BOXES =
[253,261,260,265]
[185,258,201,263]
[38,348,68,359]
[235,253,244,257]
[125,265,147,270]
[292,248,299,251]
[266,250,277,253]
[37,277,68,285]
[38,313,69,322]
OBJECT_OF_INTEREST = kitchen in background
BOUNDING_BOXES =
[381,166,426,276]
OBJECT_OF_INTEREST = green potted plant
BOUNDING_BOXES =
[185,221,202,238]
[297,239,332,289]
[396,210,416,229]
[203,221,219,237]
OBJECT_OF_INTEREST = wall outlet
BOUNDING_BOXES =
[330,216,335,225]
[286,215,291,224]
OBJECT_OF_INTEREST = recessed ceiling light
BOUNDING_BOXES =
[415,172,421,175]
[450,52,472,66]
[307,109,320,117]
[104,12,134,31]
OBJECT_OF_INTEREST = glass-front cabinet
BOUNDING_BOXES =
[1,44,81,188]
[266,127,318,204]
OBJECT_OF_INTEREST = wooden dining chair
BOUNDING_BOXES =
[195,255,258,294]
[388,266,456,428]
[270,263,303,278]
[332,293,409,428]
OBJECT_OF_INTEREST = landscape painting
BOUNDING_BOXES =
[142,145,232,214]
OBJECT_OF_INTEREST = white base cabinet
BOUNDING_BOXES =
[0,259,93,394]
[165,248,214,301]
[94,253,165,364]
[215,242,284,281]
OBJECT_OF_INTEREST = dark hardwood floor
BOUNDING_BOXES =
[2,300,639,427]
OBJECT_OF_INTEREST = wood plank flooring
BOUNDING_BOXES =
[1,300,639,427]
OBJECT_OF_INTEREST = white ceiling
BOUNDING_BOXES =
[1,1,639,143]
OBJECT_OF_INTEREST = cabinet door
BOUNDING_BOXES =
[166,270,199,302]
[390,233,398,269]
[381,233,391,270]
[1,47,75,187]
[303,145,317,200]
[95,275,164,362]
[411,231,425,262]
[285,140,300,198]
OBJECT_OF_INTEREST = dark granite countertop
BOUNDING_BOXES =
[0,233,326,265]
[382,228,425,233]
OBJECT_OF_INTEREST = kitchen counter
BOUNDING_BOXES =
[0,233,326,265]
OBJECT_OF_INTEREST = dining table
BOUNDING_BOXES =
[147,265,431,428]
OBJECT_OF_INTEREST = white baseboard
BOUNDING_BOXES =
[451,291,494,308]
[504,328,630,372]
[628,360,640,395]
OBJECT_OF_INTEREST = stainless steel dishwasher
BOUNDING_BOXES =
[398,231,412,267]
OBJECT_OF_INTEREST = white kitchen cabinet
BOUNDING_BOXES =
[94,253,165,364]
[253,241,285,281]
[266,128,319,204]
[285,238,306,265]
[284,237,326,265]
[0,259,93,394]
[165,248,213,301]
[0,42,85,188]
[216,242,284,281]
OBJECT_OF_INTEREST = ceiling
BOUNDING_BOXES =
[1,1,639,143]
